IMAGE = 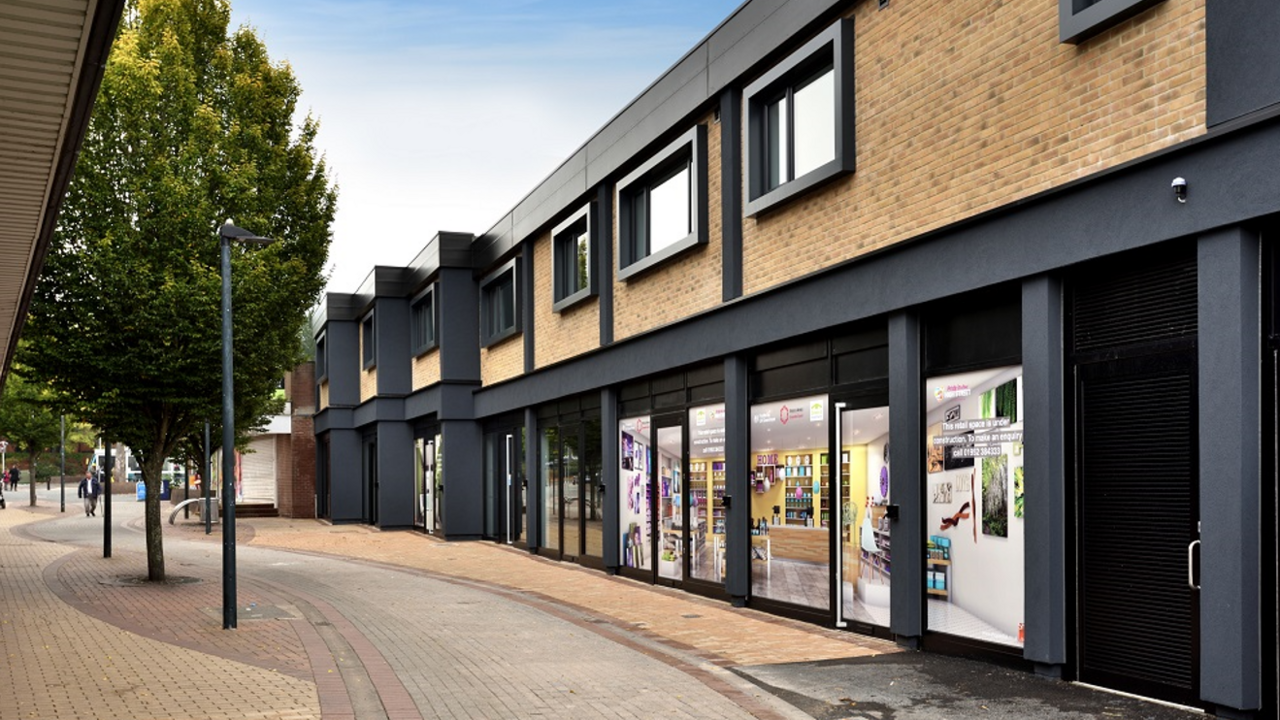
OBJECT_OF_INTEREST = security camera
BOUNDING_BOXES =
[1171,177,1187,203]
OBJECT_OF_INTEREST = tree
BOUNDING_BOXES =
[18,0,336,581]
[0,369,65,507]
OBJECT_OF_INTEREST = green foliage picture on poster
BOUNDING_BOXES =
[982,455,1009,537]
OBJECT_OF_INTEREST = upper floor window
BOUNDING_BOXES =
[480,257,521,347]
[361,311,376,369]
[411,284,437,355]
[315,331,327,380]
[617,125,707,280]
[552,204,596,312]
[744,19,854,217]
[1059,0,1164,44]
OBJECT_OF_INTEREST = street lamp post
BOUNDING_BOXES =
[59,415,65,512]
[218,220,272,630]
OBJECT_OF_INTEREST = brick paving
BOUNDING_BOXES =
[0,505,320,720]
[6,491,902,719]
[245,521,898,668]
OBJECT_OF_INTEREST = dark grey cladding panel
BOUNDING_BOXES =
[406,231,475,292]
[1207,0,1280,126]
[707,0,841,94]
[438,232,474,268]
[586,74,711,188]
[353,396,406,428]
[512,151,589,244]
[371,266,416,299]
[473,119,1280,418]
[314,407,355,434]
[439,381,478,421]
[584,44,710,177]
[474,214,516,272]
[405,384,441,420]
[325,293,364,323]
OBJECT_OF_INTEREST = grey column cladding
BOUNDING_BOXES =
[889,310,924,641]
[376,421,415,529]
[1197,226,1262,712]
[438,267,481,383]
[525,407,540,550]
[724,355,750,604]
[441,419,485,540]
[328,428,364,523]
[373,297,411,396]
[326,320,361,407]
[602,386,620,570]
[1021,275,1068,669]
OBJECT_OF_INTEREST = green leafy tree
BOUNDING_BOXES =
[18,0,336,581]
[0,369,65,507]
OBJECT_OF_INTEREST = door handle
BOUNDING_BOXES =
[1187,539,1200,590]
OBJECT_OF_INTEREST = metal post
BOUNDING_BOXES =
[221,234,237,630]
[103,436,112,558]
[215,220,270,631]
[59,415,65,512]
[204,422,211,535]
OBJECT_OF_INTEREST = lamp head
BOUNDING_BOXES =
[218,219,273,244]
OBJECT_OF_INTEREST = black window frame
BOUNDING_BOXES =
[411,283,438,356]
[1059,0,1165,44]
[616,124,708,281]
[552,204,597,313]
[744,18,854,218]
[480,257,521,348]
[361,310,376,370]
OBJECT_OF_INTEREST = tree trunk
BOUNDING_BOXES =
[141,454,167,582]
[28,452,38,507]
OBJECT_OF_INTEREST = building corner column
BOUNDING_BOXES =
[1198,226,1263,714]
[1022,275,1068,672]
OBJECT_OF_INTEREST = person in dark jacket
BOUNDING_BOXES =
[77,468,101,516]
[6,465,17,491]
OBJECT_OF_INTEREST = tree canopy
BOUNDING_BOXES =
[0,367,65,506]
[18,0,336,580]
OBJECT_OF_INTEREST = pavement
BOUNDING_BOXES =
[0,484,1203,719]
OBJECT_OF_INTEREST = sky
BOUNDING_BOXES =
[226,0,745,295]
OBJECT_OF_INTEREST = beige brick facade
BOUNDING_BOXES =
[412,348,441,391]
[533,229,602,369]
[481,335,524,386]
[742,0,1206,295]
[614,113,724,341]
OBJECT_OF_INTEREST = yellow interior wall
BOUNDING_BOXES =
[845,445,869,582]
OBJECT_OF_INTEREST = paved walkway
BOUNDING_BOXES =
[0,488,1203,719]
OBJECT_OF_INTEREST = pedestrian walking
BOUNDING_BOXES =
[7,465,18,491]
[77,468,101,517]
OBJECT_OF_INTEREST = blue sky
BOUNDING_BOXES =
[227,0,744,294]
